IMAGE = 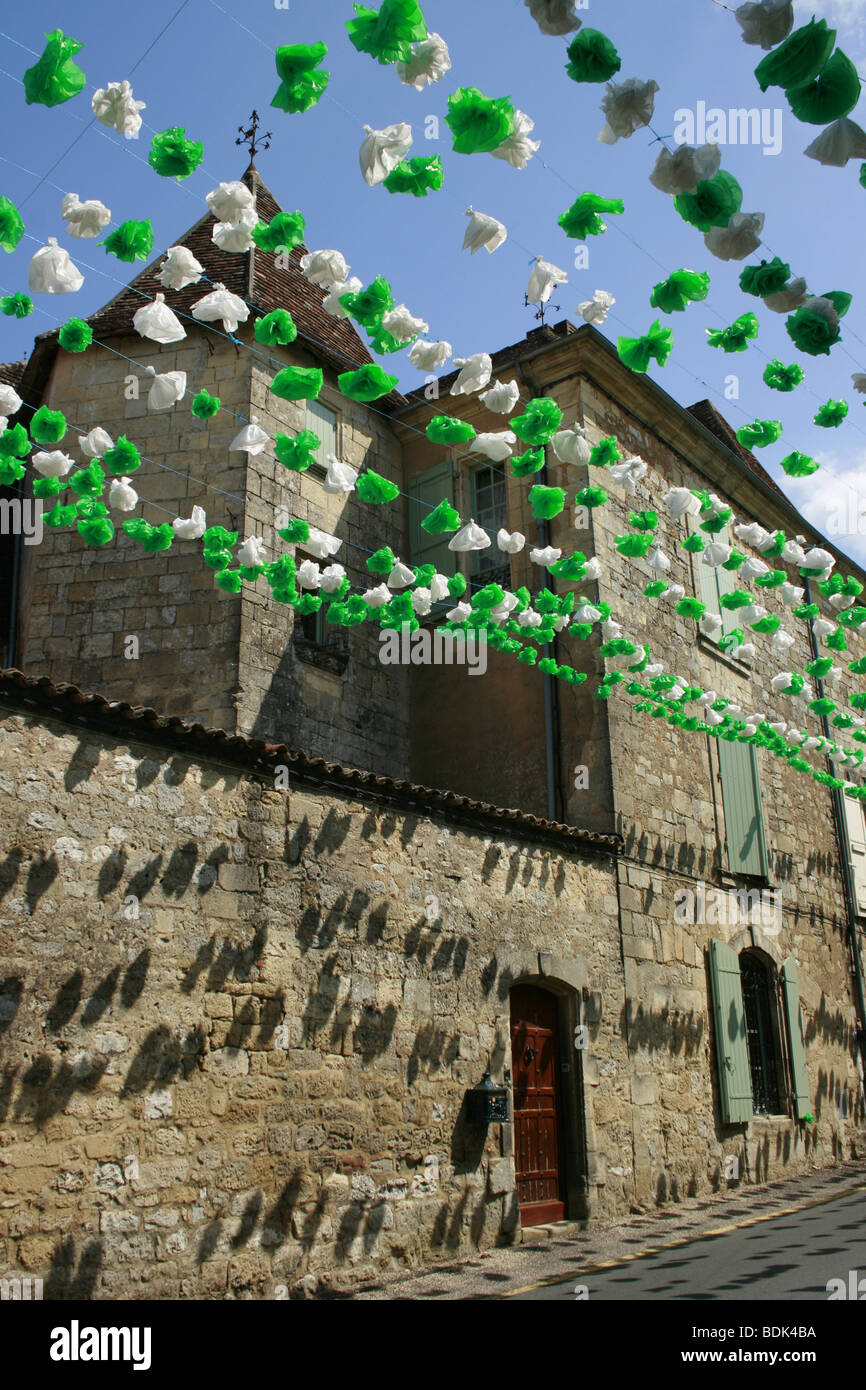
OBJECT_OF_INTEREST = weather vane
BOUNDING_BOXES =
[524,293,560,328]
[236,111,272,162]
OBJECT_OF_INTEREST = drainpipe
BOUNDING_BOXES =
[515,357,562,823]
[804,576,866,1085]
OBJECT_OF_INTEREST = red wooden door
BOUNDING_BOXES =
[510,984,565,1225]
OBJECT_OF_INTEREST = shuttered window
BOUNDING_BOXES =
[304,400,337,462]
[780,956,811,1119]
[408,460,456,577]
[718,739,769,878]
[840,789,866,915]
[687,515,740,642]
[708,939,754,1124]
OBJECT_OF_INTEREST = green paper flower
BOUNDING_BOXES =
[254,309,297,346]
[576,486,607,508]
[251,211,306,253]
[755,16,836,91]
[270,366,324,401]
[616,533,654,558]
[826,628,848,652]
[275,429,320,471]
[808,697,837,716]
[57,317,92,353]
[650,269,710,314]
[806,656,834,678]
[76,500,113,547]
[754,570,786,589]
[421,498,460,534]
[786,48,860,124]
[780,450,819,477]
[549,553,588,581]
[557,192,624,239]
[786,304,841,356]
[357,469,400,504]
[512,447,545,477]
[529,485,566,520]
[338,364,399,401]
[0,457,25,486]
[512,397,562,445]
[123,518,173,552]
[588,437,620,468]
[763,359,804,391]
[739,257,791,298]
[148,127,203,180]
[346,0,427,65]
[0,197,25,254]
[69,461,105,499]
[564,28,621,83]
[0,424,31,459]
[367,325,405,354]
[216,568,244,594]
[367,546,396,575]
[30,406,66,446]
[445,88,515,155]
[277,521,309,544]
[674,171,743,231]
[824,290,853,318]
[0,292,32,317]
[191,390,221,420]
[382,155,443,196]
[340,276,394,329]
[100,220,154,263]
[629,510,658,532]
[43,501,76,528]
[271,42,330,113]
[426,416,476,445]
[814,398,848,427]
[448,573,467,598]
[736,418,782,449]
[103,436,141,475]
[720,590,752,610]
[617,321,673,373]
[706,312,759,353]
[722,550,746,570]
[23,29,86,107]
[751,614,780,633]
[699,505,733,534]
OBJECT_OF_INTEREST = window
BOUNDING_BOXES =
[718,739,769,878]
[470,465,511,590]
[408,459,456,578]
[299,608,325,646]
[739,952,782,1115]
[840,788,866,915]
[304,399,337,465]
[687,515,741,646]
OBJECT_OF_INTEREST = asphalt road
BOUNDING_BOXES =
[508,1187,866,1300]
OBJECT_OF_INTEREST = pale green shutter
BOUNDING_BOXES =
[718,739,769,877]
[408,460,456,576]
[304,400,337,461]
[780,956,811,1118]
[841,789,866,915]
[708,939,754,1123]
[687,516,739,640]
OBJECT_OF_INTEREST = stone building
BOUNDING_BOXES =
[0,164,864,1296]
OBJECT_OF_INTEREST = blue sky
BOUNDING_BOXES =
[2,0,866,557]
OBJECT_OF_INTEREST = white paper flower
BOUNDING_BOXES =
[0,384,21,416]
[700,612,723,638]
[297,559,321,589]
[448,519,491,552]
[601,619,622,642]
[490,593,519,622]
[462,206,507,255]
[524,0,583,35]
[470,430,516,462]
[91,80,145,138]
[363,584,391,608]
[771,670,797,695]
[31,450,74,478]
[739,557,769,582]
[804,118,866,168]
[447,601,473,623]
[530,546,562,566]
[491,109,540,168]
[387,559,416,589]
[851,374,866,395]
[320,564,347,594]
[322,276,363,318]
[779,583,804,607]
[802,547,834,573]
[229,417,269,455]
[599,78,659,144]
[61,192,110,239]
[299,249,350,287]
[359,122,413,186]
[574,603,602,624]
[741,604,767,626]
[813,618,836,641]
[235,536,266,569]
[497,529,525,554]
[763,277,807,313]
[145,365,187,412]
[663,486,702,519]
[28,238,84,294]
[661,583,685,603]
[79,426,113,459]
[734,521,769,549]
[829,592,855,611]
[527,257,568,305]
[323,455,358,493]
[649,142,721,195]
[173,506,207,540]
[517,608,543,628]
[703,542,732,567]
[206,181,256,223]
[412,587,433,616]
[646,547,671,573]
[735,0,794,49]
[409,338,453,371]
[704,212,765,261]
[211,207,258,254]
[158,245,204,292]
[576,289,616,325]
[608,457,647,494]
[450,353,492,396]
[705,708,724,727]
[781,539,807,564]
[552,427,592,466]
[108,476,138,512]
[191,283,249,334]
[480,379,519,414]
[381,303,429,343]
[133,293,185,344]
[429,574,450,602]
[305,527,342,560]
[395,32,451,88]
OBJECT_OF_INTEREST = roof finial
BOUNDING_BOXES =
[236,110,271,165]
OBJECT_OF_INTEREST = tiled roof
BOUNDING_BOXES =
[0,667,621,855]
[686,398,786,499]
[0,359,27,389]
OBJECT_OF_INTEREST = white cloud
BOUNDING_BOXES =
[800,1,866,57]
[783,445,866,565]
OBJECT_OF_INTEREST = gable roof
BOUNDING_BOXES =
[0,360,26,390]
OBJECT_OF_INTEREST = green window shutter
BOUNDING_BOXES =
[718,739,768,877]
[708,938,754,1124]
[780,956,811,1118]
[687,516,738,640]
[304,399,337,462]
[408,459,456,576]
[841,789,866,916]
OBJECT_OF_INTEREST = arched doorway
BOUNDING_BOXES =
[510,983,566,1225]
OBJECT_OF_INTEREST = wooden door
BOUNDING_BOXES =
[510,984,565,1225]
